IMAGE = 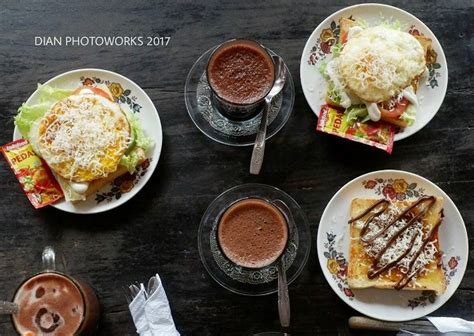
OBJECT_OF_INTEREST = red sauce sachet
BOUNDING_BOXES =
[316,105,395,154]
[1,138,63,208]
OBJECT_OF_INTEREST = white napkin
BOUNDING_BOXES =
[427,316,474,333]
[129,284,150,335]
[128,274,180,336]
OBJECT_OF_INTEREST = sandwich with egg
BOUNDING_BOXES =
[320,18,433,128]
[14,84,152,201]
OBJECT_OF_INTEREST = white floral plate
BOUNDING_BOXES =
[317,170,468,321]
[13,69,163,214]
[300,3,448,141]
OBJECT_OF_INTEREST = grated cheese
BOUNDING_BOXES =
[362,203,438,282]
[338,26,426,102]
[38,94,131,182]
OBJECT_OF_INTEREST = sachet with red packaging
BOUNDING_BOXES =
[1,138,63,208]
[317,105,395,154]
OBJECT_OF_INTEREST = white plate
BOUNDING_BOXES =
[317,170,468,321]
[13,69,163,214]
[300,3,448,141]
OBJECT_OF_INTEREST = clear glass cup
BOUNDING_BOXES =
[10,247,100,335]
[198,183,311,296]
[217,197,290,269]
[206,38,276,120]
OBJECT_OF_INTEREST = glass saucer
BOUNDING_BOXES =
[198,184,311,296]
[185,46,295,146]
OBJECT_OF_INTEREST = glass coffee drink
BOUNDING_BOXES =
[207,39,276,120]
[11,247,100,335]
[217,198,289,268]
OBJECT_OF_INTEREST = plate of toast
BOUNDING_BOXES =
[317,170,468,321]
[12,69,162,214]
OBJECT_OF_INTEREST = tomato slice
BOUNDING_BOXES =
[379,97,409,120]
[340,31,348,45]
[73,86,113,101]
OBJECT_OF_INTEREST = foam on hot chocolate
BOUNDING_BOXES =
[218,198,288,268]
[13,273,84,335]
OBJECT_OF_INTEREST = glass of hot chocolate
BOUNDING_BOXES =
[217,198,289,269]
[198,184,311,297]
[9,247,100,335]
[206,39,276,120]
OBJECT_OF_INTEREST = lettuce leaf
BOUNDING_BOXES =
[16,84,152,177]
[120,149,144,173]
[15,84,73,139]
[381,19,402,31]
[331,43,343,58]
[15,103,50,139]
[327,83,342,104]
[119,109,153,173]
[36,84,73,103]
[346,105,370,123]
[319,59,329,80]
[400,104,416,126]
[353,18,369,29]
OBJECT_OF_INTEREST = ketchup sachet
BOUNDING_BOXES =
[1,139,63,208]
[316,105,395,154]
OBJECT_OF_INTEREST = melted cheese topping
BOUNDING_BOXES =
[37,94,131,182]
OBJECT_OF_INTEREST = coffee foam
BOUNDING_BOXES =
[13,273,84,335]
[218,198,289,268]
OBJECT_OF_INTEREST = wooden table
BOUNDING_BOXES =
[0,1,472,335]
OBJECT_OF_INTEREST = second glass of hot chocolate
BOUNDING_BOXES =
[217,198,290,269]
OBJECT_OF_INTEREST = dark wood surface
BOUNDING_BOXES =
[0,1,472,335]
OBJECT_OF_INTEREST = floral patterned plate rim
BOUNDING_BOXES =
[300,3,448,141]
[316,170,468,321]
[13,68,163,214]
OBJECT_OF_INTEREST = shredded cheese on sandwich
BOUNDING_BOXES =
[338,26,426,103]
[361,204,438,282]
[37,94,131,182]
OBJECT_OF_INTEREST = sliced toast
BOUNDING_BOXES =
[348,197,446,294]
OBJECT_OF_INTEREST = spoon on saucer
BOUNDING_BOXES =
[272,199,294,327]
[249,56,287,175]
[0,301,19,315]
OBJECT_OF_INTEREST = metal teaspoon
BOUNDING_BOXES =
[273,199,293,328]
[0,301,19,315]
[249,55,287,175]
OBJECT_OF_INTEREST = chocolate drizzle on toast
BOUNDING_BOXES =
[348,196,442,290]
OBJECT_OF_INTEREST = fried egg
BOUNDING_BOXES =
[339,26,426,103]
[34,93,131,182]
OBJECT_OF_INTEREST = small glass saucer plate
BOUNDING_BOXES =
[185,46,295,146]
[198,184,311,296]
